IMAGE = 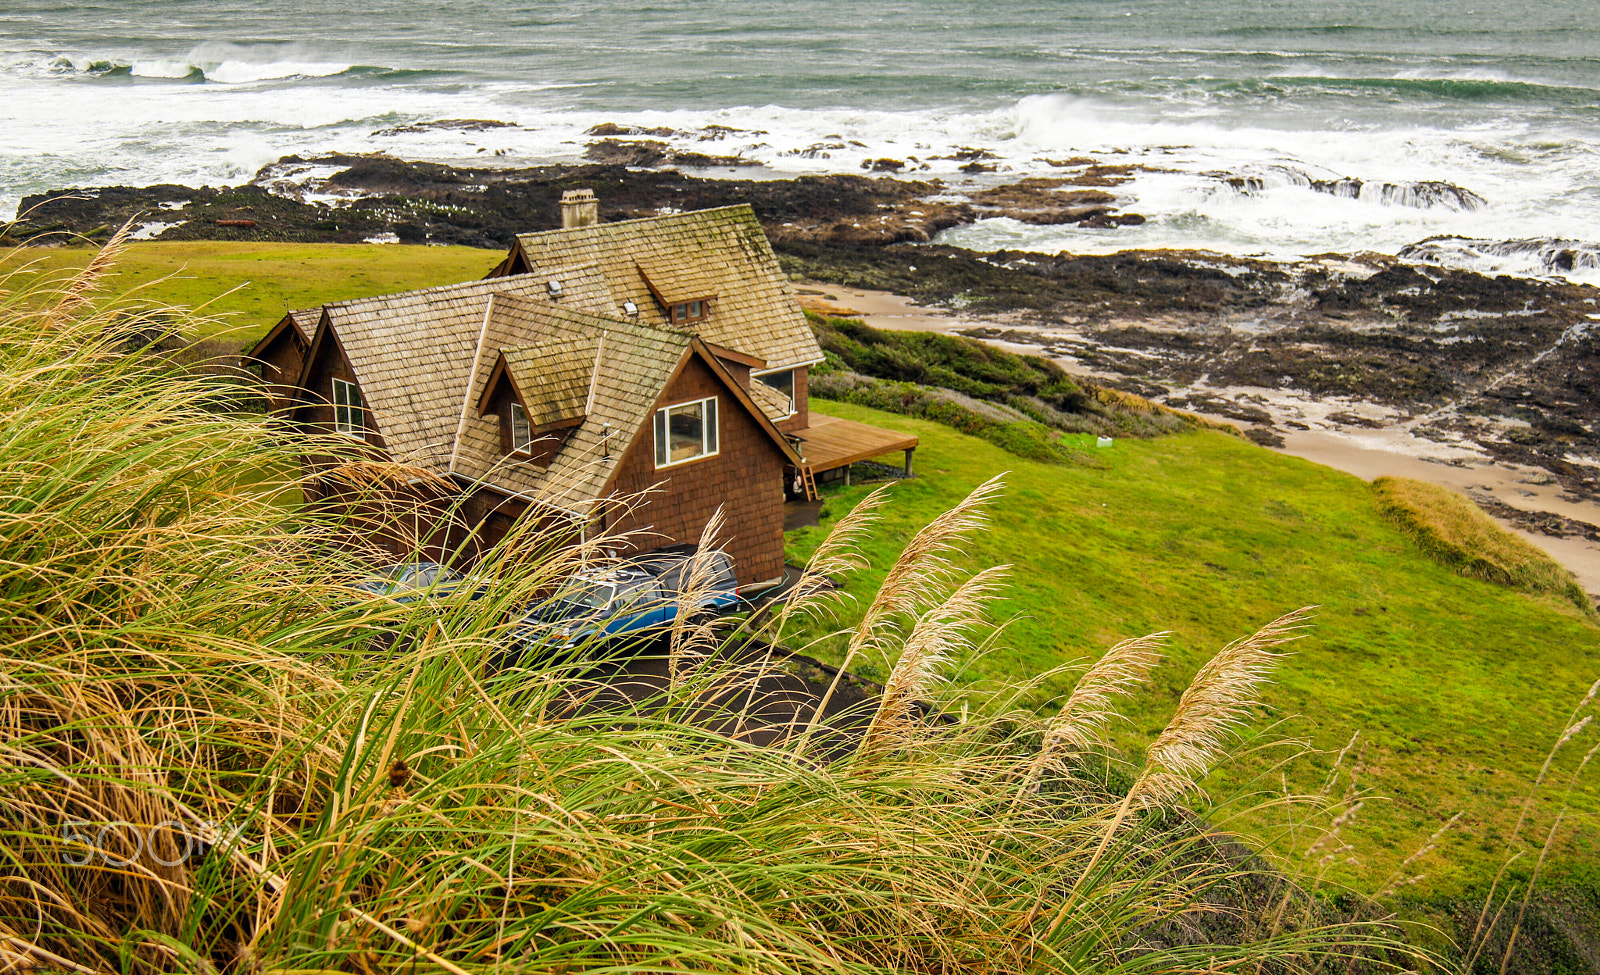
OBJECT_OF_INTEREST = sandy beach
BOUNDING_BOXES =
[797,282,1600,596]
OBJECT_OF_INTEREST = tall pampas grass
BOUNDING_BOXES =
[805,474,1005,738]
[1037,608,1310,939]
[1132,607,1311,810]
[859,564,1009,758]
[0,243,1425,974]
[668,506,729,685]
[768,482,893,631]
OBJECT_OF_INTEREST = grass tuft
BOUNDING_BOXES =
[1371,476,1593,614]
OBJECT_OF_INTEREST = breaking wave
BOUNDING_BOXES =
[1399,236,1600,283]
[1215,166,1488,211]
[79,58,413,84]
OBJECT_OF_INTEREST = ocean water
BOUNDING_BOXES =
[4,0,1598,281]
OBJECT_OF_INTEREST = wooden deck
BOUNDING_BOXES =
[791,413,918,475]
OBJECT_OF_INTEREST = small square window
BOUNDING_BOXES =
[669,298,710,324]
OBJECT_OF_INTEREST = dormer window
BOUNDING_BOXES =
[509,402,533,453]
[669,298,710,324]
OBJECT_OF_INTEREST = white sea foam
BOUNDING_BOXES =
[127,60,199,80]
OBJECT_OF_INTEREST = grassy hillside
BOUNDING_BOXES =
[787,400,1600,901]
[11,241,498,343]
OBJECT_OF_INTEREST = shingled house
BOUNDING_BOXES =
[248,192,917,584]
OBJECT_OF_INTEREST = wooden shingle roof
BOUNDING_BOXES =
[450,295,800,513]
[287,307,320,342]
[502,337,598,428]
[451,298,694,509]
[635,253,721,304]
[518,261,616,318]
[305,275,553,471]
[510,205,823,371]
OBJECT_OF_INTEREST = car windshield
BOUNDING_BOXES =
[358,563,466,593]
[555,581,617,612]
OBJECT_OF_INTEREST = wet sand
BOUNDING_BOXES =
[796,282,1600,596]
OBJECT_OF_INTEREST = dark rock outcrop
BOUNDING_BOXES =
[11,154,1597,498]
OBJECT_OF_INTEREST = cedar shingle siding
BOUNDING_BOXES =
[607,355,788,584]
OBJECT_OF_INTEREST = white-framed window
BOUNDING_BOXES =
[653,395,718,468]
[754,367,795,415]
[509,402,533,453]
[331,378,364,437]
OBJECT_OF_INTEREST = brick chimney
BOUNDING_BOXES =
[560,188,598,229]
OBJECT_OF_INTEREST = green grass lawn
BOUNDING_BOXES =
[788,400,1600,900]
[7,241,499,347]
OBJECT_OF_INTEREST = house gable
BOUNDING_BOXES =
[600,342,797,583]
[292,312,386,451]
[247,306,320,411]
[475,341,596,468]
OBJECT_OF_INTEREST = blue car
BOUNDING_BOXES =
[508,547,740,655]
[350,562,489,603]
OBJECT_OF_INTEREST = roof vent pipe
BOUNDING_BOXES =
[560,188,598,229]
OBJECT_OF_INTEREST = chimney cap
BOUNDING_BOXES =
[559,188,599,229]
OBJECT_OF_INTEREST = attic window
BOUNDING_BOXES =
[509,402,533,453]
[668,298,710,324]
[547,280,563,298]
[331,378,364,437]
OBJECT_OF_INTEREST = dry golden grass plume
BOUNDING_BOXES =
[669,506,729,684]
[1036,609,1310,941]
[41,218,134,329]
[770,482,893,631]
[1022,631,1168,793]
[805,474,1006,739]
[859,564,1009,758]
[1132,607,1312,809]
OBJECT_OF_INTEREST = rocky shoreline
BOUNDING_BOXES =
[12,151,1600,570]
